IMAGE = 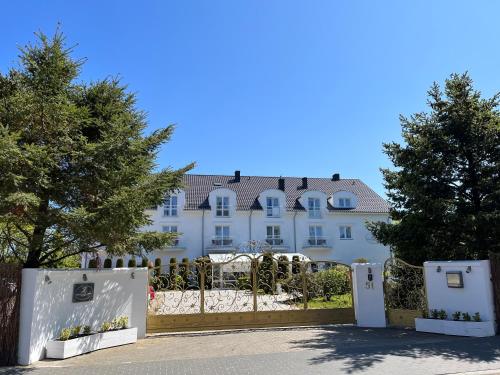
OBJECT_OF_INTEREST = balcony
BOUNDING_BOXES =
[266,207,281,218]
[308,209,322,219]
[302,237,332,250]
[206,237,236,253]
[163,239,186,251]
[265,237,289,251]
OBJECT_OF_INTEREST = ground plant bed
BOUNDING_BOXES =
[415,318,495,337]
[46,327,138,359]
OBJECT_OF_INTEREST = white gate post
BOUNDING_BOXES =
[352,263,386,328]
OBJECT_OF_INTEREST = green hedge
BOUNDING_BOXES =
[115,258,124,268]
[128,258,136,267]
[103,258,112,268]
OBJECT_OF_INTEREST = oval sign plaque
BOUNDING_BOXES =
[72,283,94,303]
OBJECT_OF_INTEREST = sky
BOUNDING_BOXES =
[2,1,500,197]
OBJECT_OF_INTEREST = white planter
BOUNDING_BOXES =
[415,318,496,337]
[46,327,137,359]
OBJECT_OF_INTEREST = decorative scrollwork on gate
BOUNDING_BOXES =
[383,258,426,311]
[148,254,354,316]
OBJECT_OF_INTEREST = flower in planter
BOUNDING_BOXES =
[473,312,481,322]
[100,322,112,332]
[118,316,129,329]
[72,325,81,337]
[462,312,471,321]
[59,328,72,341]
[430,309,439,319]
[438,309,447,320]
[83,325,92,335]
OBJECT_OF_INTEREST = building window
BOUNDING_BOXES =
[214,225,231,246]
[162,225,179,246]
[308,225,326,246]
[216,196,230,217]
[163,196,178,216]
[266,197,280,217]
[339,225,352,239]
[338,198,351,208]
[308,198,321,218]
[266,225,283,245]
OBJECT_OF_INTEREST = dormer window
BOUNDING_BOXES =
[266,197,280,217]
[308,198,321,218]
[163,196,178,216]
[216,196,230,217]
[338,198,351,208]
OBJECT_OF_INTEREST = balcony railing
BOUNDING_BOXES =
[265,237,284,246]
[266,207,280,218]
[308,209,321,219]
[211,237,233,247]
[304,237,330,247]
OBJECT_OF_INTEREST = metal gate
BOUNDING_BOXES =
[147,254,355,333]
[0,263,22,365]
[383,258,426,328]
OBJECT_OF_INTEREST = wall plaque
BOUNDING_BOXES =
[72,283,94,302]
[446,271,464,288]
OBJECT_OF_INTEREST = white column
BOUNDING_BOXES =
[352,263,386,328]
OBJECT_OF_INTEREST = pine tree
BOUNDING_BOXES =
[368,73,500,264]
[0,31,193,267]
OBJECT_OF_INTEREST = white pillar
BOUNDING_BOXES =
[352,263,386,328]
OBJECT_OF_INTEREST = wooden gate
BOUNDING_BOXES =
[383,258,426,328]
[0,263,22,365]
[147,254,355,333]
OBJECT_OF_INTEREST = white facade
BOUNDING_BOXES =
[84,174,391,267]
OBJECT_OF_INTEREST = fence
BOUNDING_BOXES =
[0,263,22,366]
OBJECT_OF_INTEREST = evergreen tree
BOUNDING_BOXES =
[0,31,193,267]
[368,73,500,264]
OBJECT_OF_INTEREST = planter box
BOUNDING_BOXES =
[46,327,137,359]
[415,318,495,337]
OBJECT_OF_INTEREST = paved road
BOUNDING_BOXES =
[3,325,500,375]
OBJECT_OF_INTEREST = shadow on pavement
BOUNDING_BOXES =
[289,326,500,373]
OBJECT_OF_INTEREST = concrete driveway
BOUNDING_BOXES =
[3,325,500,375]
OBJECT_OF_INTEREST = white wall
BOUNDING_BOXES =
[352,263,386,327]
[18,268,148,365]
[424,260,496,323]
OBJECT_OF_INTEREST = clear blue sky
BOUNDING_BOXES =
[2,1,500,196]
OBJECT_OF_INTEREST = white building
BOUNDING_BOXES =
[84,172,391,267]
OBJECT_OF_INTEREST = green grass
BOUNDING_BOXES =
[296,293,353,309]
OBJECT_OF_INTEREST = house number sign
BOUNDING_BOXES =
[72,283,94,303]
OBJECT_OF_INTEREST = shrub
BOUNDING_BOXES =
[430,309,439,319]
[103,258,112,268]
[473,312,481,322]
[115,258,124,268]
[179,258,190,288]
[311,267,351,299]
[292,255,300,275]
[59,328,72,341]
[452,311,461,321]
[277,256,290,280]
[83,325,91,335]
[169,258,178,289]
[128,258,137,268]
[237,275,252,290]
[88,259,97,268]
[71,325,81,337]
[462,312,471,321]
[141,258,148,267]
[100,322,112,332]
[154,258,162,277]
[257,252,275,294]
[353,258,368,263]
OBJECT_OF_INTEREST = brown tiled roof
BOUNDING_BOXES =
[182,174,390,213]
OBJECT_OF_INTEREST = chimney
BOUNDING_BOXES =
[332,173,340,181]
[302,177,308,189]
[278,177,285,191]
[234,170,241,182]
